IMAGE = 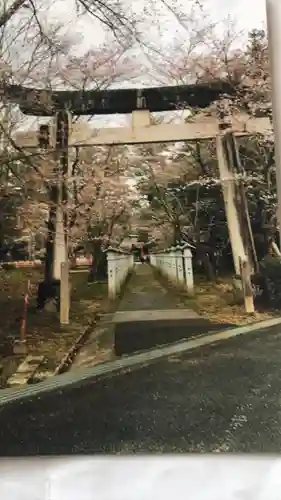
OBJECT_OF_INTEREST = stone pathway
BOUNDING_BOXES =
[71,264,235,365]
[113,264,234,356]
[117,262,189,311]
[71,314,115,369]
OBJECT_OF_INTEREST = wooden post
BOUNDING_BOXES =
[217,133,255,313]
[14,279,30,354]
[225,132,257,272]
[20,279,30,341]
[54,205,66,279]
[266,0,281,251]
[216,134,246,275]
[60,261,69,325]
[240,258,255,314]
[53,110,72,281]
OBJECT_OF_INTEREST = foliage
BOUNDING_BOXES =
[259,256,281,308]
[0,0,137,268]
[0,1,278,288]
[133,28,276,280]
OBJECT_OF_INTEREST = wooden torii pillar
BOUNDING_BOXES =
[39,110,71,283]
[36,111,71,322]
[267,0,281,250]
[216,131,255,313]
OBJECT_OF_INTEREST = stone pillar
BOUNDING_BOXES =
[107,250,117,299]
[175,245,185,286]
[115,253,122,294]
[158,253,164,274]
[169,247,178,283]
[150,254,156,266]
[183,246,194,296]
[107,248,132,299]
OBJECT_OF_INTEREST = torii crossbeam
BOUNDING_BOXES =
[1,80,236,116]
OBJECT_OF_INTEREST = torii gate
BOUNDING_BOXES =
[2,75,272,316]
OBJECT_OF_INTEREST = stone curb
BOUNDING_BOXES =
[6,356,44,388]
[69,312,116,370]
[53,318,98,375]
[1,315,281,407]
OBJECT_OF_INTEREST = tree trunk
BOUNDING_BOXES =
[0,0,26,29]
[173,222,181,245]
[88,241,107,282]
[197,244,216,281]
[44,202,56,283]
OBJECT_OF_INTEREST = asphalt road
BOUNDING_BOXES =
[1,323,281,455]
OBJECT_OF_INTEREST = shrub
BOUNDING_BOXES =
[257,255,281,308]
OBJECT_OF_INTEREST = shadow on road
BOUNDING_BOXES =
[114,319,235,356]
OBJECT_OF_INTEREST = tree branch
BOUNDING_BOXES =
[0,0,26,30]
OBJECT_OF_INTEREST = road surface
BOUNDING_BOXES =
[0,323,281,455]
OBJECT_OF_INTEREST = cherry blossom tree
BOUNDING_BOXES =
[67,143,135,280]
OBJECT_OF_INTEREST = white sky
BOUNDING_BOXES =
[79,0,267,126]
[15,0,268,130]
[207,0,266,32]
[46,0,267,55]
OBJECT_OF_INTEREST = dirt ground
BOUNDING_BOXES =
[1,266,278,388]
[0,266,115,387]
[186,275,280,325]
[155,271,279,326]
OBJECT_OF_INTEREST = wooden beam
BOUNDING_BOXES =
[13,116,271,148]
[4,80,237,116]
